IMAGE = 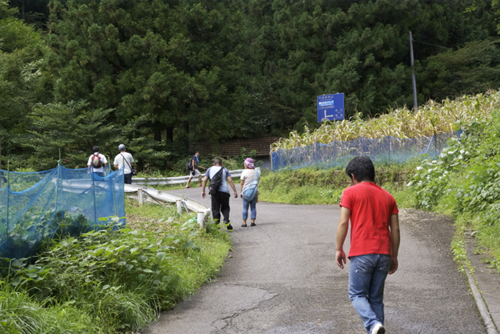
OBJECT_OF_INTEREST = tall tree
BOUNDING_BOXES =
[246,0,497,132]
[46,0,253,158]
[0,0,45,169]
[421,38,500,101]
[9,0,50,29]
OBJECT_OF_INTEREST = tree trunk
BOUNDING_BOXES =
[154,124,161,142]
[184,121,190,152]
[166,126,174,143]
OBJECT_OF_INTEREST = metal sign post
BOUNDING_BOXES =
[317,93,345,122]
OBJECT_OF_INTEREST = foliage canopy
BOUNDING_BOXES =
[2,0,500,171]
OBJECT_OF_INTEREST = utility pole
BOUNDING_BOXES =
[409,31,418,112]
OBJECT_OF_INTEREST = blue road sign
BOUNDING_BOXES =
[317,93,344,122]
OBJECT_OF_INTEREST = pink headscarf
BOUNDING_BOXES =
[244,158,255,169]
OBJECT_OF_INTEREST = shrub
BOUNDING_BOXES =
[9,218,231,333]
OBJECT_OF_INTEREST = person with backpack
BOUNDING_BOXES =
[185,151,206,188]
[239,158,260,227]
[113,144,135,184]
[87,146,108,177]
[201,158,238,231]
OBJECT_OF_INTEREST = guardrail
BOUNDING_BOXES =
[132,169,244,186]
[124,184,210,228]
[125,169,246,227]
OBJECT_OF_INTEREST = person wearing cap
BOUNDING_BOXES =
[87,146,108,177]
[113,144,135,184]
[239,158,260,227]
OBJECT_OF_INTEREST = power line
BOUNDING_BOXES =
[412,39,448,49]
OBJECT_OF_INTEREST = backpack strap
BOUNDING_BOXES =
[120,153,132,170]
[249,168,259,186]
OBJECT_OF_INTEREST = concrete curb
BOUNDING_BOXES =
[465,233,500,334]
[464,263,498,334]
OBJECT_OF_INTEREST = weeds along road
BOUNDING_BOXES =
[144,188,487,334]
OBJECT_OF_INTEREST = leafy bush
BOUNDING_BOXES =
[408,108,500,271]
[0,209,93,264]
[8,217,231,333]
[410,109,500,213]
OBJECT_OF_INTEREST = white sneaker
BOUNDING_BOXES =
[371,323,385,334]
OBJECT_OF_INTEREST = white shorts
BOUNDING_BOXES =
[190,169,201,177]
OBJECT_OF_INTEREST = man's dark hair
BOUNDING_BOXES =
[214,157,223,165]
[345,156,375,182]
[92,146,99,153]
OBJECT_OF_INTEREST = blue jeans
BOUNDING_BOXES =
[242,197,257,220]
[349,254,391,333]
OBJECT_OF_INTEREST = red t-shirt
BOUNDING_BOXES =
[339,182,399,258]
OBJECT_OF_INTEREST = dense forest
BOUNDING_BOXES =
[1,0,500,171]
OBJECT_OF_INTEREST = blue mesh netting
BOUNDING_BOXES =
[0,166,125,260]
[271,131,462,171]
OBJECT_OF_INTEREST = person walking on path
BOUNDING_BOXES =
[335,156,400,334]
[113,144,135,184]
[186,151,206,188]
[240,158,260,227]
[87,146,108,177]
[201,158,238,231]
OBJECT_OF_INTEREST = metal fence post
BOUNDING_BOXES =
[138,189,144,206]
[197,211,205,228]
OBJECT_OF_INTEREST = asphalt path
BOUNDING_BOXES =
[143,187,487,334]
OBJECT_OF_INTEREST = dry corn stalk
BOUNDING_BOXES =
[271,90,499,152]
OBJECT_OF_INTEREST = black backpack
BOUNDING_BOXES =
[186,159,193,172]
[208,167,224,195]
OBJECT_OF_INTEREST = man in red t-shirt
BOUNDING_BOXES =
[335,156,400,334]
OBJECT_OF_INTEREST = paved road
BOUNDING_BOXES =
[144,188,487,334]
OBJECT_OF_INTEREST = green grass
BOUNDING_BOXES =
[0,282,100,334]
[383,184,416,209]
[260,184,343,205]
[258,166,414,206]
[125,197,178,220]
[447,209,500,273]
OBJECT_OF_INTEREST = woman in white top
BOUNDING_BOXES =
[239,158,260,227]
